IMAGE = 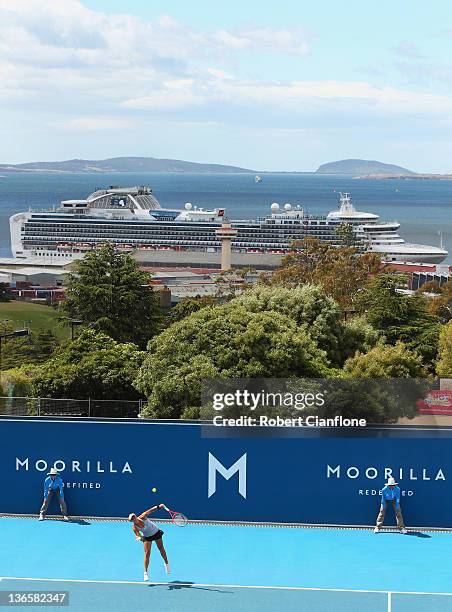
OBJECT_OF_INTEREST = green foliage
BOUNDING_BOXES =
[356,274,440,367]
[32,329,145,400]
[169,296,217,323]
[344,341,427,378]
[426,280,452,323]
[61,243,161,347]
[234,285,380,366]
[135,302,331,418]
[271,237,383,309]
[0,329,58,370]
[334,342,429,423]
[437,321,452,377]
[339,315,382,362]
[0,282,12,302]
[335,222,357,248]
[0,366,36,397]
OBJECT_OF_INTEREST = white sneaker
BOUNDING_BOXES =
[373,527,380,533]
[38,514,44,521]
[63,516,69,522]
[144,572,149,582]
[400,528,407,534]
[165,563,171,575]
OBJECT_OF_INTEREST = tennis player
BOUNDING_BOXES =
[374,476,407,534]
[128,504,170,581]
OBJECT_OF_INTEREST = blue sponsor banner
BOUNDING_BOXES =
[0,418,451,527]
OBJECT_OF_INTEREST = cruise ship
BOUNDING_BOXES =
[9,187,448,266]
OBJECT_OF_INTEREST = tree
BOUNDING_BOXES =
[0,366,35,397]
[344,342,427,379]
[336,222,357,248]
[437,321,452,377]
[61,244,161,348]
[233,285,382,366]
[32,329,145,400]
[0,283,12,302]
[356,274,440,366]
[0,329,58,370]
[339,315,382,363]
[234,285,346,366]
[327,342,430,423]
[270,238,384,309]
[169,296,217,323]
[426,280,452,323]
[134,302,331,418]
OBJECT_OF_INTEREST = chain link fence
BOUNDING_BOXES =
[0,396,142,418]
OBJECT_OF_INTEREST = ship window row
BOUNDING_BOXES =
[25,237,296,248]
[26,219,221,229]
[22,228,336,239]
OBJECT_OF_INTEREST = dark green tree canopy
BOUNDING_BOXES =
[61,244,161,347]
[437,320,452,377]
[135,301,332,418]
[356,274,440,366]
[0,328,58,371]
[32,329,145,400]
[0,282,12,302]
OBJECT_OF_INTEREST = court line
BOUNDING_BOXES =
[1,577,452,597]
[1,416,452,433]
[2,513,452,532]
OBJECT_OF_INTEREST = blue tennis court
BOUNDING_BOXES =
[1,517,452,611]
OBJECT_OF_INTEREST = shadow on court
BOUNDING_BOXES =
[148,581,231,593]
[406,531,431,539]
[376,530,431,538]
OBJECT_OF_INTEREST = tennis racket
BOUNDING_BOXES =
[162,504,188,527]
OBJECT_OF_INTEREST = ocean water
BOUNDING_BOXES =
[0,172,451,263]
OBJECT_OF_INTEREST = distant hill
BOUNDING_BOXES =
[0,156,254,174]
[315,159,415,175]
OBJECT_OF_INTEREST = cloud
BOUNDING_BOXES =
[0,0,452,137]
[58,116,136,131]
[213,28,310,56]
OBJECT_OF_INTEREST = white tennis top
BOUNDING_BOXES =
[140,518,159,537]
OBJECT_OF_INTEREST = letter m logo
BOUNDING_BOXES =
[208,452,247,499]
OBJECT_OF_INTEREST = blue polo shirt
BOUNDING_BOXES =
[44,476,64,499]
[381,485,401,509]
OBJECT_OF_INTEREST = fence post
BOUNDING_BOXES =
[37,397,41,417]
[88,397,91,418]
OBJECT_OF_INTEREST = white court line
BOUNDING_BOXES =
[3,514,452,532]
[1,417,452,432]
[1,577,452,597]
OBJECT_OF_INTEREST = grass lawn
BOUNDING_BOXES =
[0,301,69,341]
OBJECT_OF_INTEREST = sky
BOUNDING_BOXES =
[2,0,452,171]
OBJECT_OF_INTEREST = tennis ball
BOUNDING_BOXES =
[152,487,157,493]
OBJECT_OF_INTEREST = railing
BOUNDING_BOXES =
[0,396,142,418]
